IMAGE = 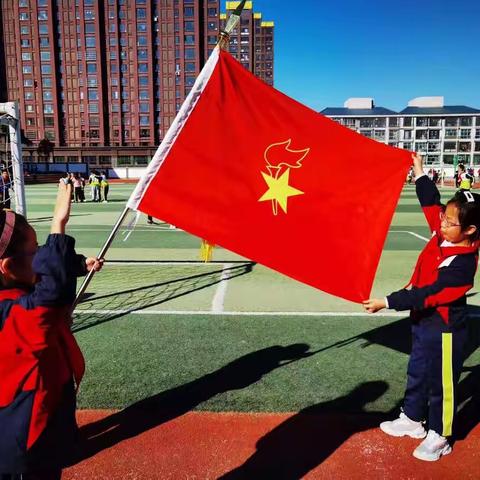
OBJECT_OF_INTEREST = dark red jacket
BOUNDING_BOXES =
[387,175,478,325]
[0,234,86,472]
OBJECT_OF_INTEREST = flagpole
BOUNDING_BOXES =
[72,1,248,309]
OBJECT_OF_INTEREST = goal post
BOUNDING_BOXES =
[0,101,26,217]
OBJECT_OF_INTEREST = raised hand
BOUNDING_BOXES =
[51,180,73,234]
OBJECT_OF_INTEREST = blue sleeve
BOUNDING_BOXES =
[415,175,442,208]
[17,234,81,309]
[387,256,476,311]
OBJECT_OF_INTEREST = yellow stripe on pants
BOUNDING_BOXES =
[442,333,454,437]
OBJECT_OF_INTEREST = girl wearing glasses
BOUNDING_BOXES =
[363,153,480,462]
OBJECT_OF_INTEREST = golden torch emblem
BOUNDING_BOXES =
[258,139,310,215]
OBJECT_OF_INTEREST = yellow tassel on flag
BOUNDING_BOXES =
[200,239,215,262]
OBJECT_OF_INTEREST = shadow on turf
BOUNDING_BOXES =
[219,381,389,479]
[72,343,318,464]
[71,262,255,333]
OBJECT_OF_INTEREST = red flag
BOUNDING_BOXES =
[128,49,411,303]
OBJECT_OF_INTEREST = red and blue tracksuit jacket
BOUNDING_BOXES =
[386,175,478,436]
[0,234,86,473]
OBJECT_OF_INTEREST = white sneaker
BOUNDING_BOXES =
[380,412,426,438]
[413,430,452,461]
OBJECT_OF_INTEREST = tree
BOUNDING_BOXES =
[37,136,54,163]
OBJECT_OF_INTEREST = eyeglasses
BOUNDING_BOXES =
[439,211,461,228]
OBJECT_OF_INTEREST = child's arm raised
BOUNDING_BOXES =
[413,153,443,234]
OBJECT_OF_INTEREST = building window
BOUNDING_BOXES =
[185,48,195,60]
[460,117,472,127]
[21,39,30,47]
[43,91,53,101]
[20,25,29,34]
[87,63,97,73]
[445,117,458,127]
[42,77,52,87]
[44,104,53,114]
[38,10,48,20]
[44,117,54,127]
[139,90,149,100]
[21,52,32,61]
[137,36,147,46]
[137,22,147,32]
[139,103,149,113]
[26,105,34,112]
[185,34,195,45]
[208,35,216,45]
[24,92,34,100]
[185,76,195,86]
[136,8,146,19]
[41,64,51,74]
[208,7,217,16]
[88,89,98,100]
[40,51,51,61]
[85,23,95,34]
[39,37,49,47]
[88,103,99,113]
[185,21,194,32]
[84,10,95,20]
[403,117,413,127]
[137,49,148,60]
[138,63,148,73]
[209,22,217,30]
[39,24,48,35]
[19,0,29,6]
[86,37,96,47]
[184,6,194,17]
[139,77,148,86]
[19,13,29,21]
[185,62,195,72]
[460,129,471,139]
[24,79,34,87]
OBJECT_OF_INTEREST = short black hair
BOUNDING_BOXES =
[447,191,480,241]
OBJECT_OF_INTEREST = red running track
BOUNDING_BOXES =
[64,410,480,479]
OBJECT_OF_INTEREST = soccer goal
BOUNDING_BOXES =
[0,101,26,217]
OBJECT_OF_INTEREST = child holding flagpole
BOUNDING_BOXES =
[363,153,480,461]
[0,181,103,478]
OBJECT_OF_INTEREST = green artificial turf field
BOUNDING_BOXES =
[21,183,480,414]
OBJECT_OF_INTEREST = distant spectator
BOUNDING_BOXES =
[101,171,109,203]
[0,169,12,209]
[73,173,85,202]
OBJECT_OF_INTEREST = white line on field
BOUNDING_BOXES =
[105,261,228,266]
[388,230,429,242]
[211,263,232,313]
[74,309,417,317]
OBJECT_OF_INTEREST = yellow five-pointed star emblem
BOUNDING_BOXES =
[258,169,304,214]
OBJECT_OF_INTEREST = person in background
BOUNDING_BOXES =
[87,171,96,202]
[100,172,109,203]
[72,173,84,203]
[0,169,12,210]
[457,164,474,191]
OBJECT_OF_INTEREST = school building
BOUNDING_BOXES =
[321,97,480,168]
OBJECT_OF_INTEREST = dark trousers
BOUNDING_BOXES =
[103,185,109,201]
[74,187,83,202]
[403,318,467,437]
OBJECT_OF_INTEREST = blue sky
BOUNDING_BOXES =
[243,0,480,112]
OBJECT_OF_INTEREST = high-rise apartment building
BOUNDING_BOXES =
[221,1,273,86]
[0,0,274,169]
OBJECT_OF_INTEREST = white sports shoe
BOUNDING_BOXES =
[413,429,452,461]
[380,412,427,438]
